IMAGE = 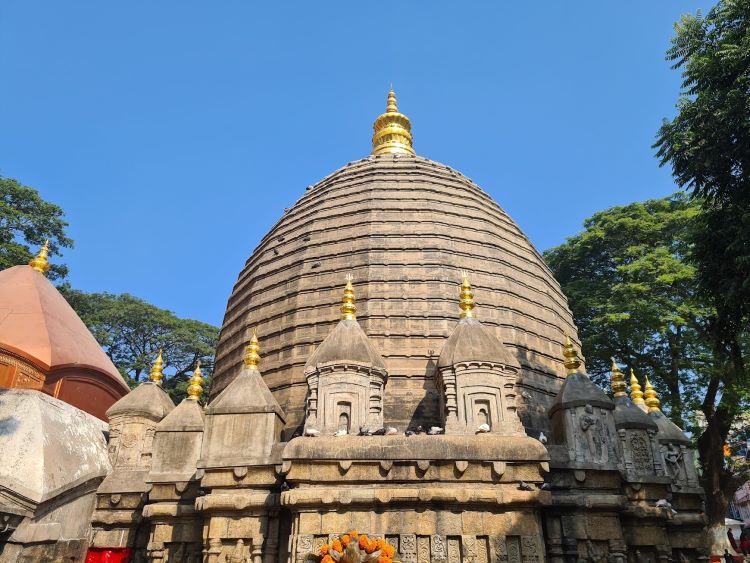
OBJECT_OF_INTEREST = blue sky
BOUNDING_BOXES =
[0,1,715,326]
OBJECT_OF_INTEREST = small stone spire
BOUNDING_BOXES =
[186,360,203,401]
[562,335,582,375]
[29,240,50,274]
[610,358,627,398]
[149,349,165,386]
[644,376,661,413]
[243,331,261,369]
[371,88,415,156]
[459,271,475,318]
[629,368,645,406]
[340,274,357,320]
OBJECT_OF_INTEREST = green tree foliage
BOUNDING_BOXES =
[543,194,708,426]
[59,286,219,402]
[0,176,73,280]
[654,0,750,531]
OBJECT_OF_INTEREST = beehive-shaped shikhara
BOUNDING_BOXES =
[212,91,579,438]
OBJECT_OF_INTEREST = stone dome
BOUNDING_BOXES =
[213,152,578,438]
[213,93,579,438]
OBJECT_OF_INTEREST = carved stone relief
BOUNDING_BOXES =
[506,537,521,563]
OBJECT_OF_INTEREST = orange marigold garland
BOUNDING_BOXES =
[318,532,397,563]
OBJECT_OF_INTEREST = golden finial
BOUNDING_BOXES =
[340,274,357,320]
[149,349,164,386]
[29,240,50,274]
[562,334,582,375]
[459,270,475,318]
[629,368,645,406]
[243,331,261,369]
[186,360,203,401]
[644,376,661,413]
[371,88,415,156]
[610,358,627,398]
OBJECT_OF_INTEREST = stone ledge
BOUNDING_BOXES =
[195,491,280,512]
[280,485,551,508]
[142,501,197,519]
[283,434,549,461]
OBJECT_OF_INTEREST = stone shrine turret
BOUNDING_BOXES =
[303,276,387,436]
[641,376,699,490]
[610,361,661,479]
[90,351,175,560]
[547,337,619,466]
[436,272,524,436]
[144,361,207,562]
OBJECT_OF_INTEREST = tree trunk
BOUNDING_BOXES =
[698,380,742,555]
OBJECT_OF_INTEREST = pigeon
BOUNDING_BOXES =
[415,425,425,434]
[477,423,491,433]
[280,481,291,492]
[371,427,387,436]
[518,481,533,491]
[358,426,372,436]
[540,483,552,490]
[521,391,532,401]
[405,430,415,437]
[304,427,320,437]
[655,499,672,509]
[539,431,548,444]
[333,429,348,437]
[385,427,399,435]
[427,426,444,435]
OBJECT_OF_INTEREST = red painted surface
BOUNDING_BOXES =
[85,547,133,562]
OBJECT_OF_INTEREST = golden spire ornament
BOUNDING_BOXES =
[340,274,357,320]
[243,331,261,369]
[459,270,475,318]
[186,360,203,401]
[629,368,645,406]
[29,240,50,275]
[562,335,582,375]
[610,358,627,398]
[149,349,165,386]
[644,376,661,413]
[371,88,415,156]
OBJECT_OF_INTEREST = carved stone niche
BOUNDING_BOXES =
[613,397,660,478]
[436,317,524,436]
[548,371,620,466]
[303,318,387,435]
[305,363,386,434]
[436,362,524,436]
[649,410,699,490]
[105,382,175,471]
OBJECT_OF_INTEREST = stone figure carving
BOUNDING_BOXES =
[520,536,539,562]
[664,444,686,484]
[578,404,612,463]
[585,541,608,563]
[227,539,248,563]
[490,536,507,563]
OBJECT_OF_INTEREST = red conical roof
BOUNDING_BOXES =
[0,265,129,393]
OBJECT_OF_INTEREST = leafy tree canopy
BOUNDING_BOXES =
[653,0,750,533]
[0,176,73,280]
[543,194,708,426]
[59,286,219,402]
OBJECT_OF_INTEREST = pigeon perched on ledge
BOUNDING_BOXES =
[304,427,320,437]
[385,427,399,435]
[427,426,444,435]
[518,481,533,491]
[539,431,548,444]
[477,424,491,433]
[333,429,348,437]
